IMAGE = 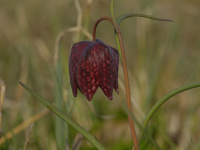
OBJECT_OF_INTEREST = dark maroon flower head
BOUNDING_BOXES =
[69,39,119,101]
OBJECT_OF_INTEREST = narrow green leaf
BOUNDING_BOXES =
[114,33,122,63]
[114,13,172,64]
[140,82,200,140]
[117,13,173,25]
[54,43,67,150]
[19,82,105,150]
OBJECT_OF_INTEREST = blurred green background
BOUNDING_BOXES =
[0,0,200,149]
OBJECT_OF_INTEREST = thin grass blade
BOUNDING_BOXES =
[19,82,105,150]
[54,50,67,150]
[117,13,173,25]
[114,13,172,63]
[140,82,200,140]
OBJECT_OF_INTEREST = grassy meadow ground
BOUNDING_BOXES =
[0,0,200,149]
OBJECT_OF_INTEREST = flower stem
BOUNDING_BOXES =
[92,11,139,150]
[114,29,139,150]
[92,17,114,41]
[118,34,139,150]
[110,1,139,149]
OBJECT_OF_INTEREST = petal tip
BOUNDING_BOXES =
[73,92,77,97]
[108,95,113,100]
[86,96,93,102]
[115,89,119,94]
[85,93,94,102]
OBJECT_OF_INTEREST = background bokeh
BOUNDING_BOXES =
[0,0,200,149]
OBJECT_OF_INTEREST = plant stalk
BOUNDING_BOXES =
[92,15,139,150]
[93,17,114,41]
[117,32,139,150]
[110,1,139,149]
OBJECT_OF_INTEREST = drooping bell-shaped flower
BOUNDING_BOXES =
[69,39,119,101]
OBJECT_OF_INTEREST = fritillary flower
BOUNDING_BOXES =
[69,39,119,101]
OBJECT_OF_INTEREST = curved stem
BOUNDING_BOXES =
[92,17,114,41]
[140,82,200,140]
[110,1,139,150]
[92,3,140,149]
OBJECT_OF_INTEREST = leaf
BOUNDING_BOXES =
[114,13,172,63]
[140,82,200,140]
[19,82,105,150]
[117,13,173,25]
[54,43,67,150]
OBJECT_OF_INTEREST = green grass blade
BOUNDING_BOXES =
[114,13,172,64]
[54,52,66,150]
[140,82,200,140]
[19,82,106,150]
[117,13,173,25]
[114,33,123,63]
